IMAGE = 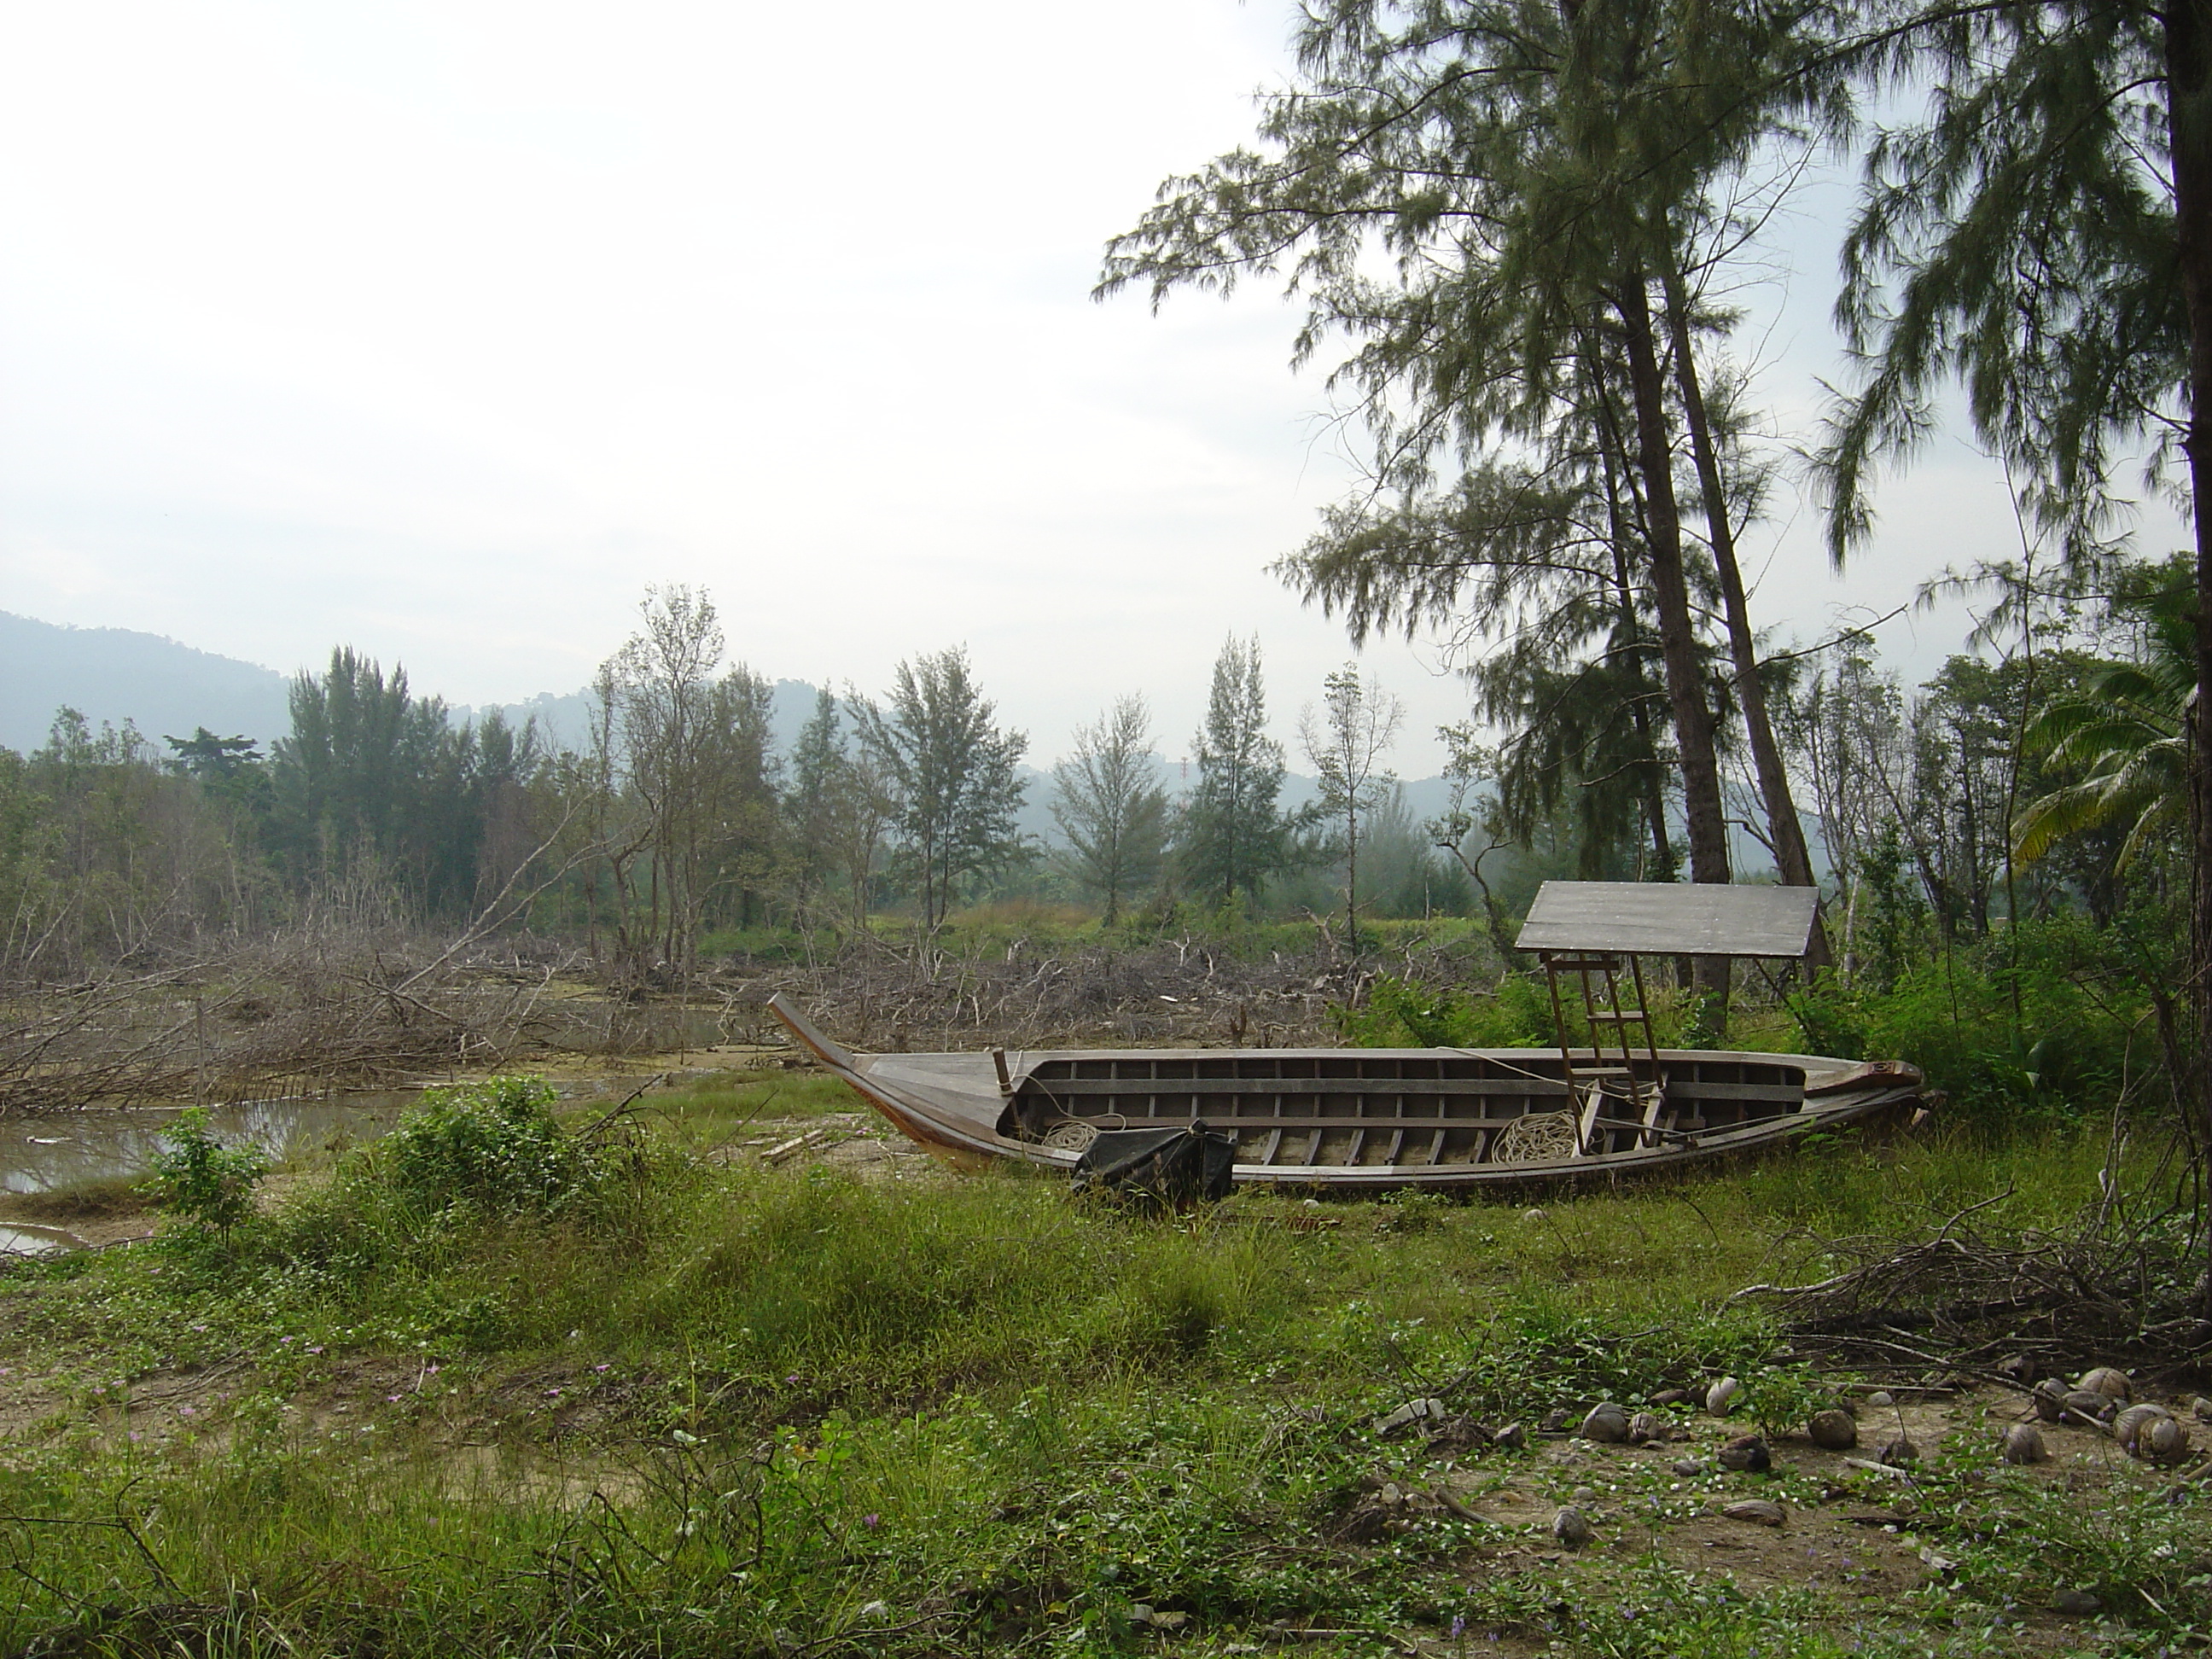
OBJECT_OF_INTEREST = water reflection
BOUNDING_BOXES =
[0,1221,90,1255]
[0,1093,421,1197]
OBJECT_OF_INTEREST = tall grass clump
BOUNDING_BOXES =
[612,1169,1292,1396]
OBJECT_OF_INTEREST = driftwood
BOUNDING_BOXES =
[706,928,1499,1053]
[0,928,697,1115]
[1733,1169,2211,1380]
[0,921,1505,1116]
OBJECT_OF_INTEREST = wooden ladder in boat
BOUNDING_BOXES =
[1540,952,1666,1153]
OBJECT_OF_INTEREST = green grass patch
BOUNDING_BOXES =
[0,1081,2197,1658]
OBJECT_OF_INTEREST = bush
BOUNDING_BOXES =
[382,1074,606,1220]
[1334,973,1557,1046]
[142,1106,268,1237]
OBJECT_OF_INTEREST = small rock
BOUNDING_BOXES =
[1627,1411,1669,1445]
[1571,1484,1597,1504]
[1866,1389,1895,1408]
[859,1602,890,1622]
[1994,1353,2033,1382]
[1671,1457,1705,1476]
[1705,1376,1742,1417]
[1808,1409,1859,1451]
[2001,1423,2049,1464]
[1649,1388,1689,1407]
[2078,1366,2131,1401]
[1720,1498,1784,1527]
[2192,1395,2212,1423]
[1131,1606,1154,1626]
[1493,1421,1527,1451]
[1540,1408,1571,1434]
[1522,1207,1547,1223]
[1551,1505,1594,1547]
[1150,1610,1189,1632]
[1580,1403,1631,1443]
[1877,1434,1919,1466]
[2052,1589,2103,1616]
[1718,1435,1772,1473]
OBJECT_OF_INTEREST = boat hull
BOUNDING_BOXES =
[766,995,1923,1190]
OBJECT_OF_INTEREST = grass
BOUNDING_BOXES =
[0,1173,152,1222]
[0,1085,2204,1658]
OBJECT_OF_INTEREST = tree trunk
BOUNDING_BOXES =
[1589,344,1682,884]
[1616,274,1732,999]
[2165,0,2212,1319]
[1659,265,1832,970]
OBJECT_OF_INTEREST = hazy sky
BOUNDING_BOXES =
[0,2,2186,772]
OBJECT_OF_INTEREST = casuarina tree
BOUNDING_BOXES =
[857,648,1028,929]
[1052,695,1170,924]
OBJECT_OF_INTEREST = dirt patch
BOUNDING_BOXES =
[1351,1381,2198,1650]
[716,1111,941,1183]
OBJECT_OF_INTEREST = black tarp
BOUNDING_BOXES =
[1069,1121,1236,1208]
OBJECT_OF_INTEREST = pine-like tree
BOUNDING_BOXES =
[1051,695,1169,924]
[857,648,1028,929]
[1100,0,1844,992]
[1179,637,1295,911]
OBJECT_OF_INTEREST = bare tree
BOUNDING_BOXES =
[1300,664,1405,948]
[597,585,727,975]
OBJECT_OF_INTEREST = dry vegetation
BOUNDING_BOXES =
[1,923,1505,1117]
[0,927,715,1115]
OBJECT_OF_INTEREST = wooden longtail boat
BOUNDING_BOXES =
[765,992,1923,1190]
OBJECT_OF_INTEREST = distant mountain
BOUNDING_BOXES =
[3,610,1554,864]
[0,612,294,756]
[456,678,833,759]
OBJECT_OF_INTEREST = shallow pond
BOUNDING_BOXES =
[0,1092,433,1255]
[0,1094,422,1200]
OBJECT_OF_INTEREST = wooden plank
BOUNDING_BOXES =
[1576,1086,1604,1155]
[1662,1081,1806,1103]
[1030,1075,1574,1097]
[1056,1110,1565,1130]
[1516,882,1819,958]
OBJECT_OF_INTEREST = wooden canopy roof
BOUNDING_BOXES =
[1515,881,1819,959]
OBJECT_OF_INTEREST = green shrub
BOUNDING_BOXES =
[142,1106,267,1238]
[382,1074,605,1220]
[1334,973,1556,1046]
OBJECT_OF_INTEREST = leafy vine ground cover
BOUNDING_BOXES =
[0,1069,2205,1657]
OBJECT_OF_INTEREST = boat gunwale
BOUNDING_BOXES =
[766,994,1924,1189]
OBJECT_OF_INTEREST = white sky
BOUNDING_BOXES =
[0,2,2188,772]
